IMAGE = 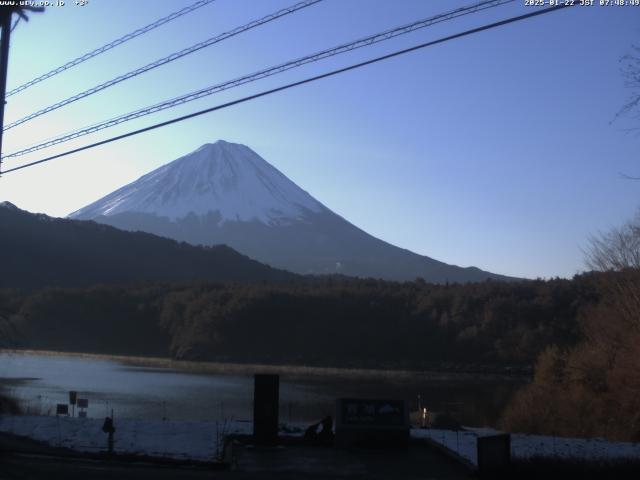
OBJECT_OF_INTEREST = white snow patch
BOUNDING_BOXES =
[0,415,309,461]
[0,415,251,461]
[411,428,640,466]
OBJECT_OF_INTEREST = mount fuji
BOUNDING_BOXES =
[69,140,512,283]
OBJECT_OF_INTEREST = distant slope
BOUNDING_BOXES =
[85,209,515,283]
[70,140,516,283]
[0,202,295,289]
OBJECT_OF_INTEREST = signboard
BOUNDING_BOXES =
[56,404,69,415]
[69,391,77,405]
[336,398,409,448]
[77,398,89,409]
[339,399,406,428]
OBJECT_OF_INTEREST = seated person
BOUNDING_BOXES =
[304,416,334,445]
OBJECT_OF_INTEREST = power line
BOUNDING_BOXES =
[5,0,217,98]
[2,0,515,159]
[3,0,322,131]
[1,4,573,176]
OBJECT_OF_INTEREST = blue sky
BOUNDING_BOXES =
[0,0,638,279]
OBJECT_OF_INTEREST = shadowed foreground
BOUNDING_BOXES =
[0,432,470,480]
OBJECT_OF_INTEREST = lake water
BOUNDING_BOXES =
[0,351,526,427]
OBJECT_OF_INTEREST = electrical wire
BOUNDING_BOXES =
[2,0,514,158]
[3,0,322,131]
[5,0,217,97]
[0,4,573,176]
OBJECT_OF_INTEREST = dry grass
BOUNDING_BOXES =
[0,348,516,384]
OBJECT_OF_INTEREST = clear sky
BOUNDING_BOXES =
[0,0,638,279]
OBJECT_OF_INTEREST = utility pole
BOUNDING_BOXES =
[0,6,43,174]
[0,9,12,174]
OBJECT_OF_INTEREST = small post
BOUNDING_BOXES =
[109,408,114,454]
[69,391,77,418]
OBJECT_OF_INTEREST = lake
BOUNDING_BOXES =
[0,351,526,427]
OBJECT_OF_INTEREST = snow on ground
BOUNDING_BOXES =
[0,415,253,461]
[411,427,640,466]
[3,414,640,465]
[510,433,640,462]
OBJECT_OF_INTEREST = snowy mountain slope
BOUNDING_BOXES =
[69,140,514,283]
[71,141,324,224]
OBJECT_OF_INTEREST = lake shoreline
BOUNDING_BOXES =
[0,350,527,426]
[0,348,530,383]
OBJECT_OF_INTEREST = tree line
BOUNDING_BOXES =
[0,273,603,371]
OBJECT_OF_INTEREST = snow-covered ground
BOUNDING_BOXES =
[0,415,254,461]
[3,414,640,465]
[412,427,640,466]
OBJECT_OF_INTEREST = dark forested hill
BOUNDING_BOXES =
[0,274,604,370]
[0,202,295,288]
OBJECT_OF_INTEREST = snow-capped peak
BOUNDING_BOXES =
[69,140,325,224]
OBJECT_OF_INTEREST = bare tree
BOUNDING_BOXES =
[612,44,640,179]
[504,215,640,440]
[586,212,640,271]
[614,45,640,127]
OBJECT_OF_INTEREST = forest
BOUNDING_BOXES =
[0,273,600,370]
